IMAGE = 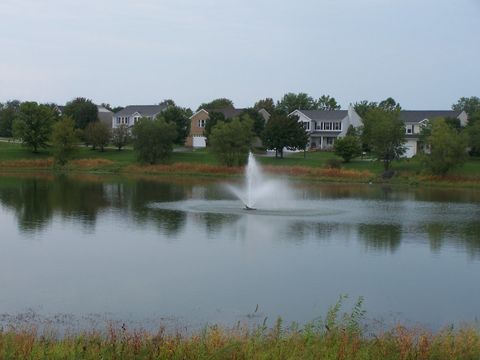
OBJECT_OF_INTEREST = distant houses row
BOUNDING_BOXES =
[59,102,468,158]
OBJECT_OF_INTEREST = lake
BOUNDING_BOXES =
[0,173,479,332]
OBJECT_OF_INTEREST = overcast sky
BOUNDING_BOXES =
[0,0,478,110]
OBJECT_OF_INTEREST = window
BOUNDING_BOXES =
[198,119,206,128]
[303,121,310,130]
[326,137,334,145]
[134,117,139,124]
[406,125,413,134]
[116,117,120,125]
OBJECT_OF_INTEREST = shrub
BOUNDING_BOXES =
[51,116,78,165]
[132,117,177,164]
[209,118,254,166]
[334,135,361,162]
[111,124,130,150]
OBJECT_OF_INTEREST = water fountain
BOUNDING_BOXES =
[226,153,291,210]
[151,152,340,218]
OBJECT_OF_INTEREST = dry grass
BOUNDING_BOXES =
[70,159,115,168]
[0,158,54,169]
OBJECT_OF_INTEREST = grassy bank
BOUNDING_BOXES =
[1,322,479,359]
[1,142,480,187]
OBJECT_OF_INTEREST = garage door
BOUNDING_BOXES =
[404,141,416,158]
[193,136,206,148]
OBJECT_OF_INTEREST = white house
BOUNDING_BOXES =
[399,110,468,158]
[112,102,169,129]
[290,105,363,149]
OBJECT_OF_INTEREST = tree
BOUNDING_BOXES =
[85,122,110,152]
[466,120,480,156]
[111,124,130,150]
[63,97,98,129]
[51,116,78,165]
[334,136,362,162]
[204,111,226,140]
[156,106,190,145]
[317,95,341,111]
[276,92,316,114]
[423,118,467,175]
[13,102,55,153]
[254,98,276,114]
[241,108,265,138]
[0,100,20,137]
[132,117,177,164]
[452,96,480,116]
[354,97,401,118]
[361,107,405,170]
[209,118,254,166]
[197,98,234,111]
[262,113,309,158]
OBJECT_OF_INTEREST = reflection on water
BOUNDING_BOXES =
[0,174,480,330]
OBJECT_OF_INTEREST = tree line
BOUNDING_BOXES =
[1,94,479,175]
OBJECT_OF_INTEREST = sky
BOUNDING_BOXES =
[0,0,479,110]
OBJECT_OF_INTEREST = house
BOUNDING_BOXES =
[186,107,270,148]
[97,105,113,128]
[400,110,468,158]
[290,105,362,150]
[112,102,169,129]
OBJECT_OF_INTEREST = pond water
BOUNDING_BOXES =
[0,173,479,331]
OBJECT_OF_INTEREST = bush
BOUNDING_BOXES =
[423,118,467,175]
[85,122,110,152]
[325,158,342,169]
[209,118,254,166]
[51,117,78,165]
[132,117,177,164]
[334,136,361,162]
[111,124,130,150]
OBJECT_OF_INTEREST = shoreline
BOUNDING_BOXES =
[1,158,480,189]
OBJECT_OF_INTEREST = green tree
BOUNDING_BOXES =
[276,92,317,114]
[132,117,177,164]
[262,113,309,158]
[254,98,276,114]
[111,124,130,151]
[13,102,55,153]
[466,120,480,156]
[334,136,361,162]
[362,107,405,170]
[51,116,78,165]
[156,106,190,145]
[63,97,98,129]
[423,118,467,175]
[85,122,110,152]
[0,100,20,137]
[317,95,341,111]
[197,98,234,111]
[354,97,401,118]
[209,118,254,166]
[204,111,226,140]
[452,96,480,116]
[241,109,265,138]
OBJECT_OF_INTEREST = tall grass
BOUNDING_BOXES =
[1,298,479,359]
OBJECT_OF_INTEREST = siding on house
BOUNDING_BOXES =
[112,103,169,129]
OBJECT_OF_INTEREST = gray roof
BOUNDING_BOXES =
[297,110,348,121]
[400,110,462,123]
[114,104,168,117]
[207,107,246,119]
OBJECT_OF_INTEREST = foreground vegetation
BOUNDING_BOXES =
[1,303,480,360]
